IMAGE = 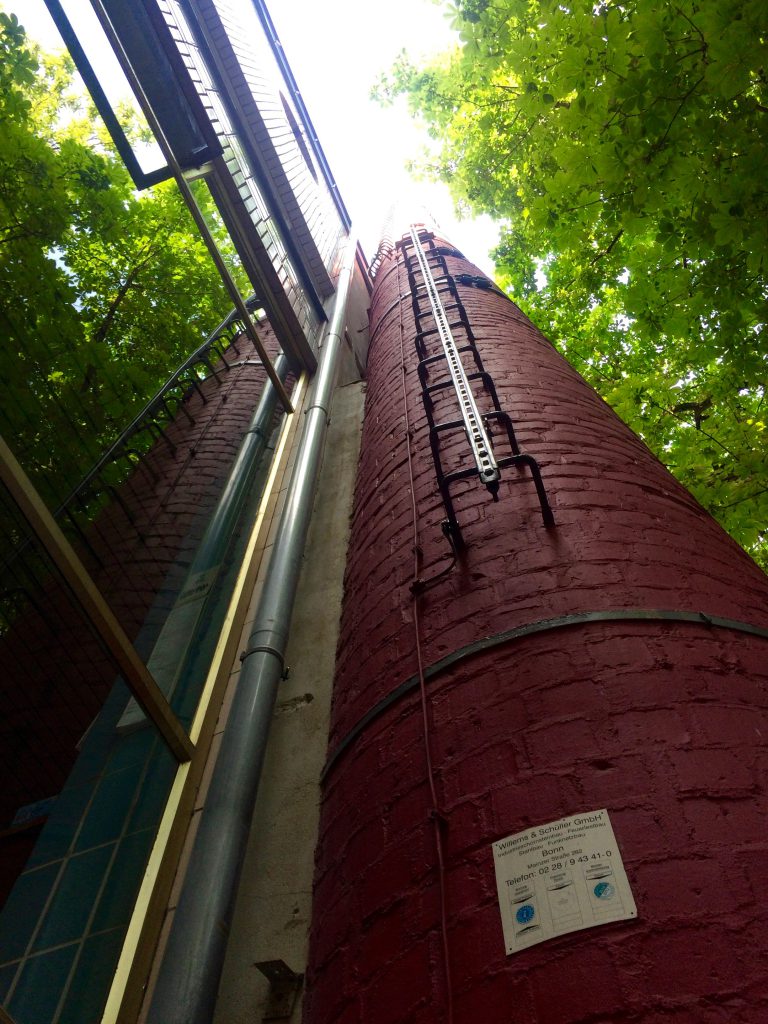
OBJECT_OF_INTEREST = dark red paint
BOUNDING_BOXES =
[306,232,768,1023]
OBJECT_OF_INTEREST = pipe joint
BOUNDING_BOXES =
[304,402,331,418]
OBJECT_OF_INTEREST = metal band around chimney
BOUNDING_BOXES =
[321,607,768,781]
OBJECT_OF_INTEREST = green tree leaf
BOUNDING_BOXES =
[381,0,768,567]
[0,14,240,505]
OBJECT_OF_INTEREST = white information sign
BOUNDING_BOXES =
[492,809,636,955]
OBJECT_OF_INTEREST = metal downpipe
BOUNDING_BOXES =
[148,235,357,1024]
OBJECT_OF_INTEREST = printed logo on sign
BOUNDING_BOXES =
[516,904,535,925]
[492,809,637,956]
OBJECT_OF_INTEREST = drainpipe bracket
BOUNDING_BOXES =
[254,960,304,1020]
[239,644,286,672]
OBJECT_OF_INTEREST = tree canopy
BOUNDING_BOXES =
[376,0,768,567]
[0,11,240,502]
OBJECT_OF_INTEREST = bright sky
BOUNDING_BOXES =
[8,0,499,272]
[266,0,499,269]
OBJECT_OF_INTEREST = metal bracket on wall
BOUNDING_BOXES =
[453,272,496,291]
[398,228,554,546]
[254,960,304,1020]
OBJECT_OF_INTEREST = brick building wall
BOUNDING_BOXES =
[0,327,278,838]
[305,233,768,1023]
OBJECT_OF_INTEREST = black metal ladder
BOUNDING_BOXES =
[399,227,554,547]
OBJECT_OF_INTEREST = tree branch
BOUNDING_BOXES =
[719,485,768,509]
[89,249,154,348]
[648,76,704,157]
[674,6,707,48]
[590,229,624,265]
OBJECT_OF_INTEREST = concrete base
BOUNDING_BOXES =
[213,379,364,1023]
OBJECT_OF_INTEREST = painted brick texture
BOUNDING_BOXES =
[0,328,278,835]
[306,234,768,1023]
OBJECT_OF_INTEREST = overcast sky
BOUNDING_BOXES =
[7,0,499,271]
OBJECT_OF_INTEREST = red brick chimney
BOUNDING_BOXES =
[306,228,768,1023]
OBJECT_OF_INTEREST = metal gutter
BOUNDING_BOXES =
[147,233,357,1023]
[179,0,330,321]
[88,0,298,404]
[249,0,352,231]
